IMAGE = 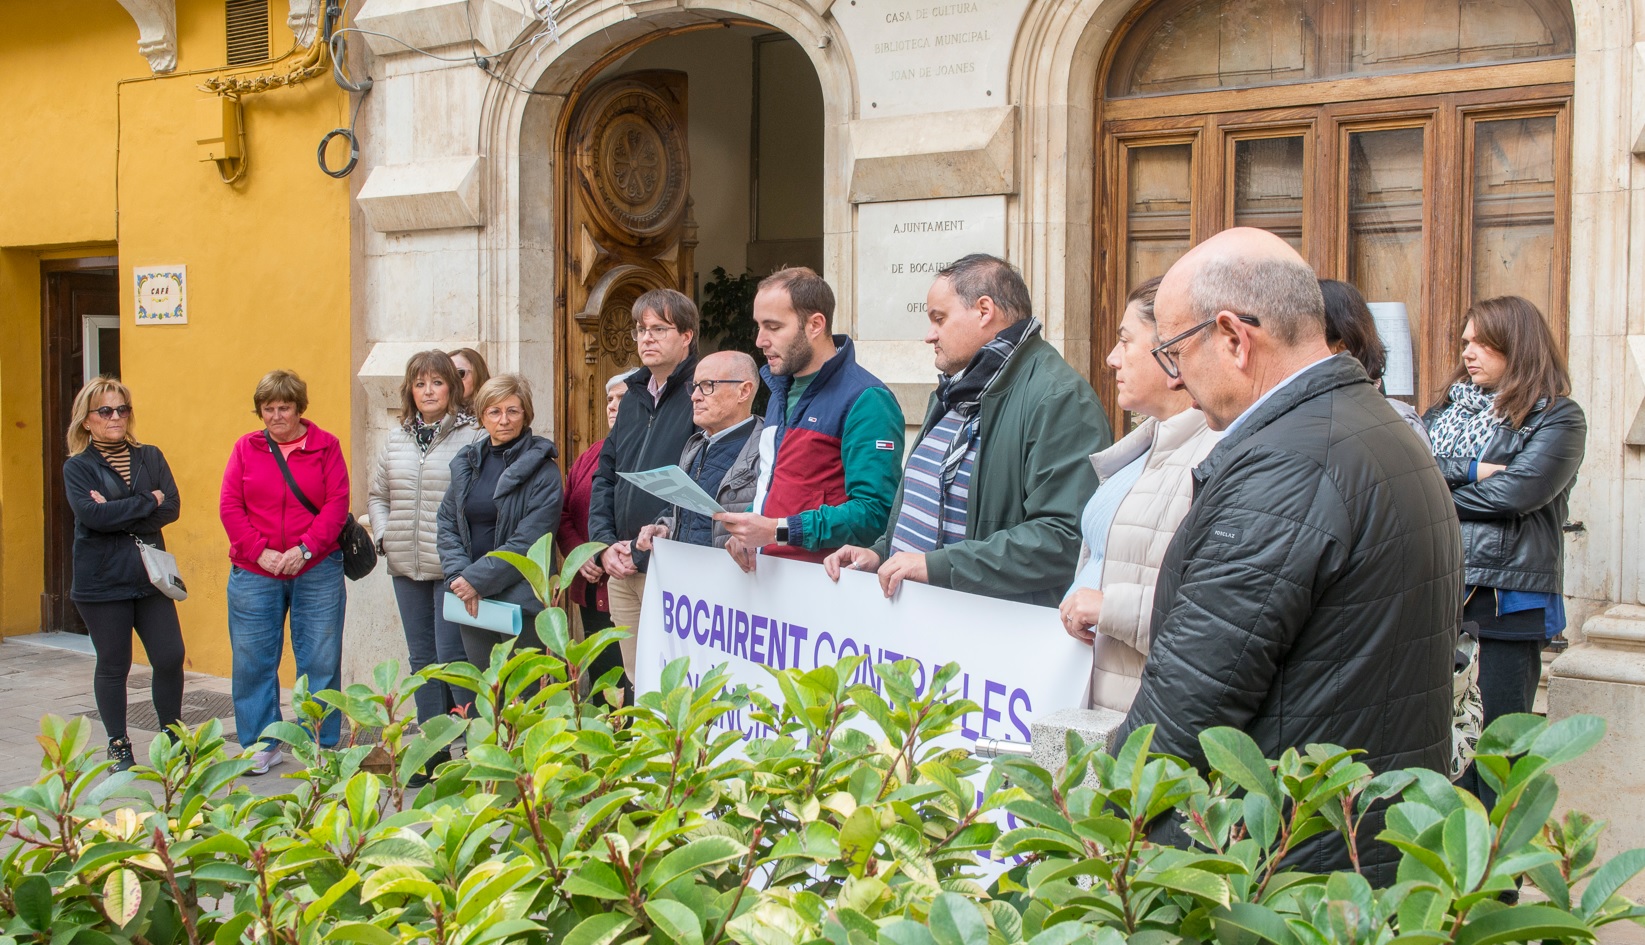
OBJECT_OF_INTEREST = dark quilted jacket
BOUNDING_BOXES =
[1113,355,1462,886]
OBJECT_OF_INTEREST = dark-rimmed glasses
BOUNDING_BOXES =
[1151,313,1261,379]
[691,379,745,397]
[92,405,133,420]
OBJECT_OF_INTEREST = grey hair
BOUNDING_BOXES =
[605,372,632,394]
[937,254,1032,324]
[1186,254,1324,345]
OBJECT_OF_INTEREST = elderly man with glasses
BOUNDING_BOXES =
[635,351,765,554]
[589,287,703,686]
[1112,227,1462,888]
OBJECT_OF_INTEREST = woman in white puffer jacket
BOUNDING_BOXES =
[368,350,485,743]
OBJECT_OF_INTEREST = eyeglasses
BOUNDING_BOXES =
[633,324,678,341]
[1151,313,1261,379]
[92,405,133,420]
[691,379,745,397]
[483,406,525,421]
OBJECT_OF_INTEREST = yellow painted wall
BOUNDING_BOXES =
[0,1,353,682]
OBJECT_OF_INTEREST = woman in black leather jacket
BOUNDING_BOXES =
[1424,295,1586,803]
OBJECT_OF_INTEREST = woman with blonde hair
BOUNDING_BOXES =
[1424,296,1587,806]
[368,350,483,782]
[447,348,491,415]
[62,376,185,772]
[220,369,351,775]
[437,374,563,687]
[1059,277,1221,712]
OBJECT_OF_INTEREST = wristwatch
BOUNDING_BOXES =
[299,543,313,560]
[775,520,790,546]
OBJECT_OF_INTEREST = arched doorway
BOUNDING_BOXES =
[1093,0,1575,427]
[555,24,825,462]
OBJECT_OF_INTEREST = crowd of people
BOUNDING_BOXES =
[63,229,1587,869]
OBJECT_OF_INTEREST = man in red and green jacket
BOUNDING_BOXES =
[715,267,905,568]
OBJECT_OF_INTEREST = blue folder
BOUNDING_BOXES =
[442,592,523,636]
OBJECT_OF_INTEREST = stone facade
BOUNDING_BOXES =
[342,0,1645,891]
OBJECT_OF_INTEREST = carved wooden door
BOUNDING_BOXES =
[562,70,697,464]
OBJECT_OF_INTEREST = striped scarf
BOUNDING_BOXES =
[932,316,1040,487]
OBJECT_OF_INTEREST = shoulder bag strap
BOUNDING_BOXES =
[265,431,321,516]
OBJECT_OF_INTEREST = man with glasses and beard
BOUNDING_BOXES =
[714,267,905,569]
[588,288,702,686]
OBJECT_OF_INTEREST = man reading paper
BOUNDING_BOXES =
[636,352,765,552]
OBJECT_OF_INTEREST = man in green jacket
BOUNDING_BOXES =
[824,254,1113,608]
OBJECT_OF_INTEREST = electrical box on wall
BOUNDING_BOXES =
[197,97,242,163]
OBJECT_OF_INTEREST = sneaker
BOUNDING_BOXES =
[248,746,284,775]
[107,737,135,773]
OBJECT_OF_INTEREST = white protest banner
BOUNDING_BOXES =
[619,466,727,516]
[635,538,1090,756]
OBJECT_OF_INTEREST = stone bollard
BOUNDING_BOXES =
[973,707,1128,783]
[1546,604,1645,901]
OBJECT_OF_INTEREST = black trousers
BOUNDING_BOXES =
[74,594,186,742]
[1456,596,1547,808]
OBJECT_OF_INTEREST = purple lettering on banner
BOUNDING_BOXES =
[910,658,927,696]
[751,615,768,665]
[710,605,727,651]
[787,624,809,671]
[674,595,693,640]
[838,637,859,661]
[982,679,1006,738]
[958,672,980,740]
[1008,687,1032,742]
[772,622,788,670]
[814,631,835,667]
[732,609,751,659]
[662,591,675,637]
[693,599,711,644]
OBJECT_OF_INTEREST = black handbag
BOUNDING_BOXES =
[265,431,379,581]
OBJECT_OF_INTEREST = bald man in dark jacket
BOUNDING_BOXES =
[1114,228,1462,886]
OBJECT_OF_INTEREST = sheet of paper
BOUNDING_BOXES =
[619,465,727,517]
[1368,301,1415,396]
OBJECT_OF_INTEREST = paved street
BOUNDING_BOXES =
[0,632,292,796]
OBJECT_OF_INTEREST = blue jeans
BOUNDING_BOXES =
[227,552,346,749]
[390,576,466,724]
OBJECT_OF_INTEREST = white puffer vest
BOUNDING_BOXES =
[367,416,485,581]
[1078,408,1221,713]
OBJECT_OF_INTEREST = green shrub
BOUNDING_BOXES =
[3,536,1642,944]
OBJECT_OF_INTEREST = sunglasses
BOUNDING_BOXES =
[92,405,133,420]
[456,369,470,378]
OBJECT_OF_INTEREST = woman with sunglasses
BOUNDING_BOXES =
[62,377,186,772]
[1424,296,1586,808]
[447,348,491,416]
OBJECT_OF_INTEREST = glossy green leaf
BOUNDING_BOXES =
[645,898,705,945]
[1454,904,1595,945]
[1201,727,1281,805]
[928,892,989,945]
[563,912,636,945]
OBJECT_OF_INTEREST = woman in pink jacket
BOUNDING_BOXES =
[219,370,351,775]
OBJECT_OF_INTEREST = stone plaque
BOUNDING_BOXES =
[856,195,1006,340]
[833,0,1031,119]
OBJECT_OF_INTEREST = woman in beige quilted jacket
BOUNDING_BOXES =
[367,350,486,752]
[1059,278,1222,713]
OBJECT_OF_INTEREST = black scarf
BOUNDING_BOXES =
[931,317,1040,485]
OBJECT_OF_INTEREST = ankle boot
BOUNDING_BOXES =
[107,737,135,773]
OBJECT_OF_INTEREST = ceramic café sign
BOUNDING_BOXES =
[134,265,188,325]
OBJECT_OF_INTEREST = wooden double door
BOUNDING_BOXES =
[1100,80,1572,425]
[560,70,697,464]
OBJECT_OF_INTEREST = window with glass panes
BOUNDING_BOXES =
[1095,0,1573,431]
